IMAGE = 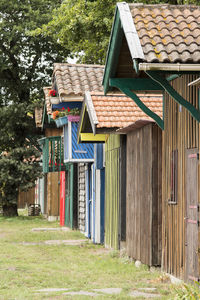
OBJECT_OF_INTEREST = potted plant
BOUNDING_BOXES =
[49,89,59,104]
[52,107,80,127]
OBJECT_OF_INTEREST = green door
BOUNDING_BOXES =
[65,164,74,228]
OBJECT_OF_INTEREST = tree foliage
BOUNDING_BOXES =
[39,0,200,65]
[0,0,69,105]
[0,0,69,212]
[0,103,42,211]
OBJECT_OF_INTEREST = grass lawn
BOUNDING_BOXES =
[0,212,177,299]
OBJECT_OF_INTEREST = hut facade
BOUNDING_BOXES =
[102,2,200,280]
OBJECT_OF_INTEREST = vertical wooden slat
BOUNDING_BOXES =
[162,74,199,279]
[126,124,162,266]
[105,135,121,250]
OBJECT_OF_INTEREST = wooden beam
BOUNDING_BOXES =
[80,133,107,142]
[147,71,200,123]
[102,9,124,94]
[110,79,164,130]
[110,78,164,91]
[77,104,87,143]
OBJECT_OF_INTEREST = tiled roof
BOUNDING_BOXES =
[53,63,104,97]
[89,92,163,129]
[43,87,52,115]
[129,3,200,63]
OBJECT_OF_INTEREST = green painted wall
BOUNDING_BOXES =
[105,134,121,249]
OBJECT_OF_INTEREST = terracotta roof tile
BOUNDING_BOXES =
[129,3,200,63]
[53,63,104,97]
[89,92,163,129]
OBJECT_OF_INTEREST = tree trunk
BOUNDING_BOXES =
[3,203,18,217]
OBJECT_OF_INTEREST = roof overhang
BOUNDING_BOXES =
[102,2,144,94]
[77,92,107,143]
[117,120,153,134]
[139,63,200,72]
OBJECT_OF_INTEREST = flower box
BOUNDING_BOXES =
[68,115,80,122]
[50,97,59,105]
[55,116,68,128]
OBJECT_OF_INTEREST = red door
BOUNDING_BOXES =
[60,171,65,226]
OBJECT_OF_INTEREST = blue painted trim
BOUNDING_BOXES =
[100,168,105,244]
[89,165,92,239]
[85,167,91,239]
[92,164,96,243]
[95,144,104,169]
[52,102,82,110]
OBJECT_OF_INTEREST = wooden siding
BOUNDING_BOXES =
[116,36,148,80]
[47,172,60,217]
[18,187,35,209]
[185,148,199,282]
[45,128,63,137]
[105,134,126,249]
[126,123,162,266]
[78,163,86,233]
[162,74,199,279]
[64,122,94,163]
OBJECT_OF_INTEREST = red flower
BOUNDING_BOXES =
[49,89,57,97]
[61,107,65,110]
[67,107,71,112]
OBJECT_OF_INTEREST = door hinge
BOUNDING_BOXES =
[188,153,199,160]
[188,204,200,211]
[187,219,200,226]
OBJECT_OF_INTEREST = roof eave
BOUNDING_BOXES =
[139,63,200,72]
[102,2,144,94]
[84,91,99,135]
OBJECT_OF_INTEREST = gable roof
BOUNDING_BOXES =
[53,63,104,100]
[103,2,200,93]
[129,3,200,64]
[81,91,162,134]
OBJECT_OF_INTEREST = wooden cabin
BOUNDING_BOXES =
[78,91,162,259]
[42,63,104,229]
[55,114,94,229]
[35,87,63,220]
[162,75,200,281]
[102,2,200,280]
[120,122,162,266]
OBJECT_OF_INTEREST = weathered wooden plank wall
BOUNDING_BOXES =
[105,134,126,249]
[126,123,162,266]
[47,172,60,218]
[45,128,63,137]
[162,74,199,279]
[18,187,35,209]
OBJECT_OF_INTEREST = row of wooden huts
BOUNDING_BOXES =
[30,2,200,283]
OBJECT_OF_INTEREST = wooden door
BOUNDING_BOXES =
[185,148,199,282]
[47,172,60,217]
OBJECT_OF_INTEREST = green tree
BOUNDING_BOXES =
[0,0,69,215]
[0,0,69,105]
[38,0,199,64]
[0,104,42,216]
